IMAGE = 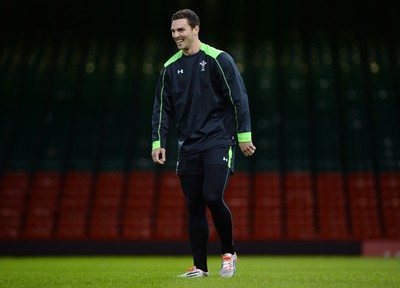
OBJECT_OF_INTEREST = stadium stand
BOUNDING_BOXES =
[0,1,399,255]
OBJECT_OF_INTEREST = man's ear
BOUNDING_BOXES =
[194,25,200,36]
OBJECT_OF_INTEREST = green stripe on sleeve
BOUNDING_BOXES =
[238,132,252,142]
[152,140,161,150]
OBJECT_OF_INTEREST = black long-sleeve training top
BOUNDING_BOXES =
[152,42,252,156]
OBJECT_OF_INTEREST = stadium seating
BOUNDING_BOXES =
[379,172,400,238]
[225,172,252,240]
[56,171,92,239]
[0,28,399,244]
[0,172,29,239]
[123,171,155,240]
[89,171,124,239]
[316,172,349,239]
[254,172,282,239]
[23,171,60,239]
[154,170,187,240]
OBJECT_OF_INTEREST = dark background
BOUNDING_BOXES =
[0,0,399,254]
[1,0,399,172]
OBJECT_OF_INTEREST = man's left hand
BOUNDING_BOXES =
[239,142,256,157]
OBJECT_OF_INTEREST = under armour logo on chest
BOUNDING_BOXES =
[177,69,184,74]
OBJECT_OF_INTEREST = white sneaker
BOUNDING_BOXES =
[219,253,237,278]
[178,266,209,278]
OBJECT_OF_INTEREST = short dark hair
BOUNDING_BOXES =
[171,9,200,29]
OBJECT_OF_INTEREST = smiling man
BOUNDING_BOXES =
[151,9,256,278]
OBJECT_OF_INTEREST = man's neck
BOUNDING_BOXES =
[182,39,201,56]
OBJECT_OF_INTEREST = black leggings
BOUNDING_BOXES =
[179,164,235,272]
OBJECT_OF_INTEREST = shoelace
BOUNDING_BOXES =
[186,266,208,275]
[222,255,234,270]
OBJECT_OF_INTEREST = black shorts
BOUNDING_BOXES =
[176,146,235,176]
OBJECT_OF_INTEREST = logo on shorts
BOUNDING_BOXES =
[223,157,228,162]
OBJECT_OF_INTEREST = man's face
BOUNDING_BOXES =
[171,18,198,52]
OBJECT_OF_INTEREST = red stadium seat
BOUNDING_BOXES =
[284,172,316,240]
[379,172,400,238]
[123,171,156,239]
[154,171,186,240]
[23,171,61,239]
[316,172,349,240]
[0,173,28,240]
[254,172,282,240]
[348,172,382,239]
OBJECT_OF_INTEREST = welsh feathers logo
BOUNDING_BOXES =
[199,60,207,71]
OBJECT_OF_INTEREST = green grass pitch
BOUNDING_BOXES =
[0,255,399,287]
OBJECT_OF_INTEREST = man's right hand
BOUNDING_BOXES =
[151,148,166,164]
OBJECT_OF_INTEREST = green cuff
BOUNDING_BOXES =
[152,140,161,150]
[237,132,252,143]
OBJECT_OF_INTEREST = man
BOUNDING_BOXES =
[151,9,256,278]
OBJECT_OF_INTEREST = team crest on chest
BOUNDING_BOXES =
[199,60,207,71]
